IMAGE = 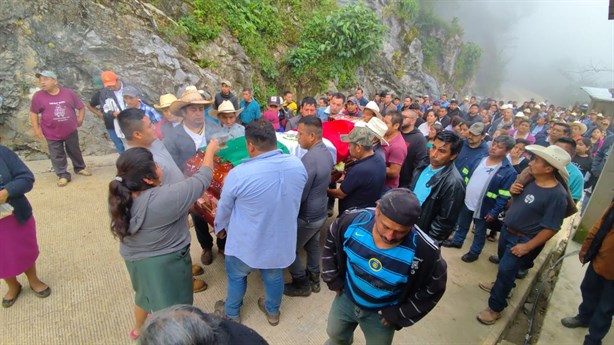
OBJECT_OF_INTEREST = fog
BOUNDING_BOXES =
[434,0,614,105]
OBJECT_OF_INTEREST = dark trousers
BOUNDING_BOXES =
[191,213,225,251]
[577,263,614,345]
[46,130,86,180]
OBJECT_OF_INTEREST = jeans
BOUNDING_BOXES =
[452,204,489,255]
[577,263,614,345]
[46,130,86,180]
[224,255,284,319]
[288,217,326,278]
[489,226,533,312]
[326,292,395,345]
[106,128,125,153]
[191,213,225,251]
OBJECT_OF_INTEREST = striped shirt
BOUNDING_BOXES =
[342,211,417,309]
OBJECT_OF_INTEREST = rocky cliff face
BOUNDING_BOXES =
[0,0,473,157]
[0,0,251,157]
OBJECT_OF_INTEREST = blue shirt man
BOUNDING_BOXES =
[239,88,261,125]
[214,120,307,323]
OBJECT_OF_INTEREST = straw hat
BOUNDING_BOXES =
[363,101,382,119]
[209,100,243,119]
[525,145,571,180]
[169,88,213,116]
[569,121,588,135]
[365,117,389,145]
[154,94,177,110]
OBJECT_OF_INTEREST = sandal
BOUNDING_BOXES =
[129,329,140,340]
[2,284,23,308]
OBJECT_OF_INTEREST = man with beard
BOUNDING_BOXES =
[398,110,428,188]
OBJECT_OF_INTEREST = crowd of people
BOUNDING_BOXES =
[1,69,612,345]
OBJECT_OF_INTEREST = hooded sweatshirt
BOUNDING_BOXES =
[119,167,213,261]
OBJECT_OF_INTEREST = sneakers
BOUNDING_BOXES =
[561,316,588,328]
[192,279,208,293]
[284,276,311,297]
[57,178,69,187]
[214,300,241,323]
[477,307,502,325]
[76,169,92,176]
[192,265,204,276]
[461,252,479,263]
[442,240,462,249]
[201,249,213,266]
[516,269,529,279]
[258,296,280,326]
[488,255,500,264]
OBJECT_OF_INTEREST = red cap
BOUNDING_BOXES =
[101,71,118,87]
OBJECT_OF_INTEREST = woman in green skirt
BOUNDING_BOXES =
[107,142,219,339]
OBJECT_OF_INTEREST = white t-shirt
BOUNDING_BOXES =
[183,124,207,151]
[464,158,501,211]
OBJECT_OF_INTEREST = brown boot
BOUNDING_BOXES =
[193,279,208,293]
[477,307,501,325]
[192,265,204,276]
[201,249,213,265]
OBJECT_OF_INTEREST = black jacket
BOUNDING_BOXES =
[399,128,428,187]
[322,209,447,330]
[98,82,139,130]
[213,92,239,110]
[409,161,465,242]
[0,146,35,224]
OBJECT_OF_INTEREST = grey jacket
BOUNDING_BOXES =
[120,167,213,261]
[163,120,218,173]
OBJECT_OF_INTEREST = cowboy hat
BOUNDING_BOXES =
[569,121,587,135]
[363,101,382,119]
[525,145,571,180]
[365,117,389,146]
[154,94,178,110]
[169,88,213,116]
[208,100,243,119]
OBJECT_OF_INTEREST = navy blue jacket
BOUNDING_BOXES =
[0,146,35,223]
[461,156,517,219]
[454,140,489,173]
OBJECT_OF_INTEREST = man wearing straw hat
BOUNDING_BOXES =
[153,93,181,140]
[163,87,223,265]
[477,144,571,325]
[208,100,245,140]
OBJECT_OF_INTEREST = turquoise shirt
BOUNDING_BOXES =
[239,99,261,124]
[566,162,583,202]
[413,165,444,205]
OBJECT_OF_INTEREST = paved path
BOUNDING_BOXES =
[0,154,580,344]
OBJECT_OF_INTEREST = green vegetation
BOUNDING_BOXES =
[453,42,481,90]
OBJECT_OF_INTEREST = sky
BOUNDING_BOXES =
[434,0,614,104]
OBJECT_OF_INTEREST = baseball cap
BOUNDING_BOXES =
[378,188,421,226]
[450,99,458,104]
[122,85,140,98]
[35,70,57,80]
[267,96,281,106]
[221,79,232,87]
[468,122,486,136]
[340,126,375,147]
[432,100,441,106]
[101,71,118,87]
[346,96,358,104]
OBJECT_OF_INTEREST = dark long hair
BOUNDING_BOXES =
[108,148,158,240]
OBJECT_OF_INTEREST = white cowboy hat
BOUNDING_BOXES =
[363,101,382,119]
[154,93,177,109]
[569,121,588,135]
[365,117,389,145]
[169,88,213,116]
[525,145,571,180]
[208,100,244,119]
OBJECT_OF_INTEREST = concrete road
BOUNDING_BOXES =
[0,154,576,344]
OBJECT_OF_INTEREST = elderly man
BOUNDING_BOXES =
[214,121,307,326]
[478,145,570,325]
[284,116,335,297]
[118,108,207,293]
[322,189,447,345]
[29,70,91,187]
[488,105,514,137]
[208,100,245,140]
[409,131,465,244]
[164,88,222,265]
[328,127,386,215]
